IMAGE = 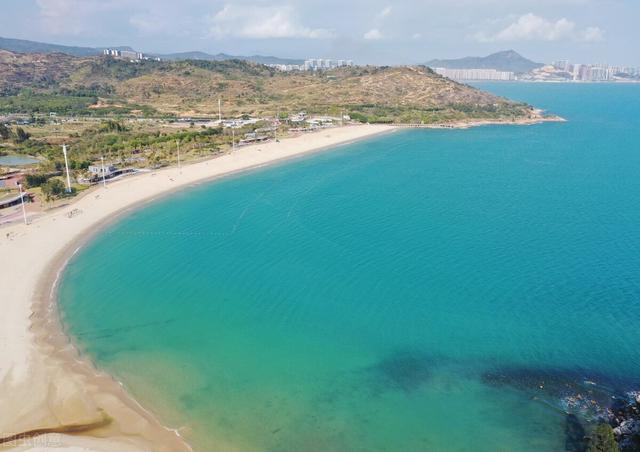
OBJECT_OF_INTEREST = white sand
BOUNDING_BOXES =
[0,124,394,451]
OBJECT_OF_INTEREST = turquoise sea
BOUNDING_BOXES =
[60,83,640,451]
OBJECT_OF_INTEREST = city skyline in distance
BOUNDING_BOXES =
[0,0,638,66]
[1,35,638,81]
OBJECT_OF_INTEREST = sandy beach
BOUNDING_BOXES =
[0,124,394,451]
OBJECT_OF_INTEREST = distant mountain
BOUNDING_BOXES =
[0,36,303,66]
[425,50,543,74]
[244,55,305,66]
[0,36,101,57]
[159,51,226,61]
[158,51,304,66]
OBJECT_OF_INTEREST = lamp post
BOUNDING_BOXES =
[100,156,107,188]
[62,144,72,193]
[16,182,28,225]
[176,140,182,173]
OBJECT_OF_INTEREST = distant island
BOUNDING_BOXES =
[426,50,543,74]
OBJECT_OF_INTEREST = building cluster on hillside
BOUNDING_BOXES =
[558,60,638,81]
[432,67,515,81]
[103,49,161,62]
[303,59,354,70]
[526,60,640,82]
[268,58,354,72]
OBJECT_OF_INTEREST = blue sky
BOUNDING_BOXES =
[1,0,638,65]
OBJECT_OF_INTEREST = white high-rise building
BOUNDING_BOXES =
[303,58,355,71]
[552,60,571,72]
[433,68,515,81]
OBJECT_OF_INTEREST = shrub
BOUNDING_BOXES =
[41,178,67,201]
[0,123,10,140]
[587,424,619,452]
[24,173,52,188]
[14,127,31,143]
[349,112,370,123]
[100,120,127,133]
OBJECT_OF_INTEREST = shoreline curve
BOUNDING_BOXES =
[0,124,396,451]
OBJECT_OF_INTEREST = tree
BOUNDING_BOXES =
[0,123,10,140]
[587,424,620,452]
[14,127,31,143]
[24,173,51,188]
[41,178,66,202]
[100,120,126,133]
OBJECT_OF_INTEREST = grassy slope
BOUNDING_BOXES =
[0,51,533,123]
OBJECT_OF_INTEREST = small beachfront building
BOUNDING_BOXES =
[88,164,117,178]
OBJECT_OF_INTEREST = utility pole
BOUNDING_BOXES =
[176,140,182,173]
[232,128,235,150]
[16,182,28,225]
[100,156,107,188]
[218,98,222,123]
[62,144,72,193]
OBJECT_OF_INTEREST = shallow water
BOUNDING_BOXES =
[60,83,640,451]
[0,154,39,166]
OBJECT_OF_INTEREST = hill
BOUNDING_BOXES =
[425,50,543,74]
[0,36,100,57]
[0,50,535,124]
[158,51,303,66]
[0,36,303,66]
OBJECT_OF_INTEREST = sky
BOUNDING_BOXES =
[1,0,638,66]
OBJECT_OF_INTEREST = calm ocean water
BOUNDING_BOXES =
[60,83,640,451]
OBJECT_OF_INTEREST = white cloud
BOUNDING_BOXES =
[36,0,190,38]
[36,0,107,34]
[363,28,383,40]
[483,13,574,41]
[377,6,392,19]
[412,33,422,39]
[476,13,605,43]
[129,14,165,34]
[580,26,604,42]
[207,4,334,39]
[364,6,391,42]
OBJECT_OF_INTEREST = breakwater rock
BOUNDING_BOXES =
[480,365,640,451]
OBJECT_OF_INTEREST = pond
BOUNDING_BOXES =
[0,155,40,166]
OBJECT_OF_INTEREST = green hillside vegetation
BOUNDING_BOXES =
[0,50,535,123]
[0,49,543,189]
[0,90,159,116]
[0,118,248,181]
